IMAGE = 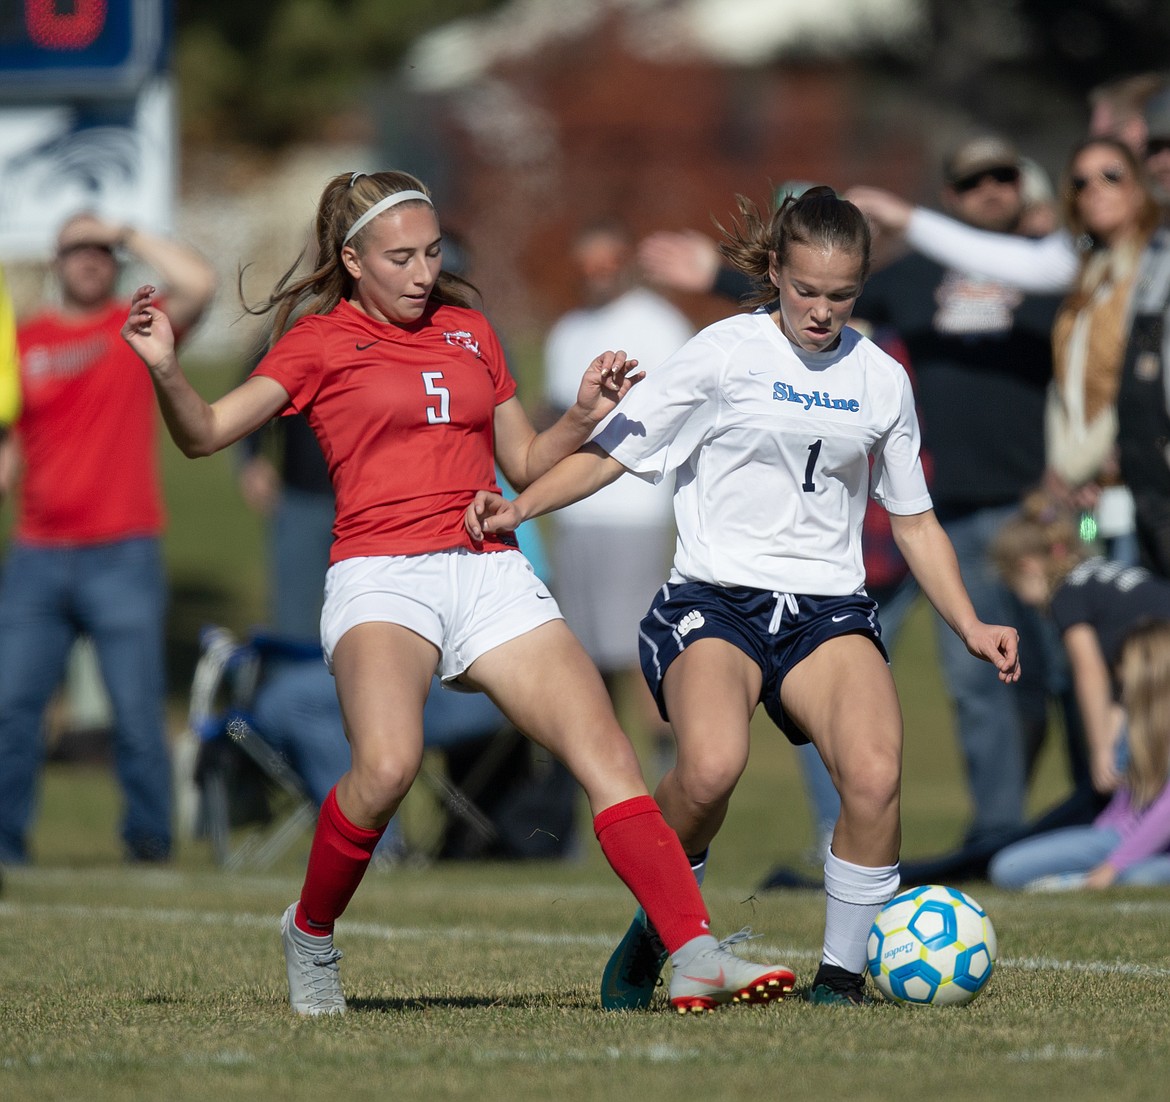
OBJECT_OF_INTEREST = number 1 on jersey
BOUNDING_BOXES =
[422,371,451,424]
[802,439,822,493]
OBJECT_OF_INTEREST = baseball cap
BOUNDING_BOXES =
[944,135,1021,185]
[1144,86,1170,144]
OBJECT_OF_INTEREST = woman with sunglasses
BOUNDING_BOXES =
[1045,140,1162,521]
[851,139,1170,578]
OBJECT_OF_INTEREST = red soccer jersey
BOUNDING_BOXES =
[15,302,164,544]
[253,298,519,563]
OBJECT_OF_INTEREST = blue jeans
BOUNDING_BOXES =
[935,505,1036,846]
[270,489,335,642]
[0,538,171,862]
[252,659,351,807]
[989,824,1170,888]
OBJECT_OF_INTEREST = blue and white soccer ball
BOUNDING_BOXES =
[867,884,997,1007]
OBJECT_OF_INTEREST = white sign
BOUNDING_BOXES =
[0,76,174,261]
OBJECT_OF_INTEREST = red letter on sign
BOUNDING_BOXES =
[26,0,109,51]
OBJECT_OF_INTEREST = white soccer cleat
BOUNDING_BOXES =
[668,929,796,1014]
[281,902,347,1016]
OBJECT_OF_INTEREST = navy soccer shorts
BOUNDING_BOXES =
[637,580,888,745]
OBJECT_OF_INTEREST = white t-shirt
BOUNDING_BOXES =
[592,308,933,595]
[544,287,693,525]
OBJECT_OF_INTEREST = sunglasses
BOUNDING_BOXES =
[1070,167,1128,194]
[951,165,1020,193]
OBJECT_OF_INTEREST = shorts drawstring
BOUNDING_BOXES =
[768,592,799,635]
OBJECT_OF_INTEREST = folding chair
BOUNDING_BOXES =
[180,625,510,870]
[183,627,318,870]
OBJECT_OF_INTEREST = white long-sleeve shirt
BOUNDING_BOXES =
[905,208,1078,294]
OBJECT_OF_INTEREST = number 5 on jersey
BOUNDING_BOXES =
[422,372,451,424]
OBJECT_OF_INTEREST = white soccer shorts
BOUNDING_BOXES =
[320,548,562,680]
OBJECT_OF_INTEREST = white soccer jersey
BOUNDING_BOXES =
[591,308,933,595]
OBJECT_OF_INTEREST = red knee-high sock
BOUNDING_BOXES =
[594,795,711,954]
[294,787,385,936]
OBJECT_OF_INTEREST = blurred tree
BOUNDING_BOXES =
[174,0,1170,152]
[916,0,1170,101]
[176,0,507,148]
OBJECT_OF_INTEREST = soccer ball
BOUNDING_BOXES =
[867,884,997,1007]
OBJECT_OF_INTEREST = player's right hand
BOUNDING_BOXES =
[122,285,177,372]
[465,490,523,541]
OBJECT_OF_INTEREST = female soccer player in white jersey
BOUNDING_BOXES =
[121,169,795,1017]
[467,185,1021,1006]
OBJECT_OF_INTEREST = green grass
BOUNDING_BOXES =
[4,360,1170,1100]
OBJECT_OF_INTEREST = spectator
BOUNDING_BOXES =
[988,504,1170,890]
[850,135,1071,849]
[1018,156,1060,238]
[0,265,17,420]
[543,219,693,778]
[848,137,1170,575]
[0,212,216,865]
[1086,72,1167,158]
[1142,84,1170,203]
[989,626,1170,890]
[0,263,19,480]
[843,71,1168,297]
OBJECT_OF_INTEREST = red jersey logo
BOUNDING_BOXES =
[443,329,481,358]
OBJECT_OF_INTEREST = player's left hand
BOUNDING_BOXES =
[575,349,643,422]
[966,623,1021,683]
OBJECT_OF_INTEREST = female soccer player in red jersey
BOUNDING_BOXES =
[122,170,794,1016]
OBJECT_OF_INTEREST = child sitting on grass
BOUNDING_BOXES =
[989,498,1170,889]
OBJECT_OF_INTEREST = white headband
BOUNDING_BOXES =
[343,190,433,244]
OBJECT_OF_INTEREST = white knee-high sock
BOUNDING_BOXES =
[822,848,900,974]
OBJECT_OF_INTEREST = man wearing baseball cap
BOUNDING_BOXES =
[850,133,1065,856]
[941,135,1024,232]
[0,213,216,867]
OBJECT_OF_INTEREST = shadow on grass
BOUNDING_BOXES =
[348,994,575,1013]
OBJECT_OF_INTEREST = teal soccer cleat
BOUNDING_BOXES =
[805,962,872,1006]
[601,907,669,1010]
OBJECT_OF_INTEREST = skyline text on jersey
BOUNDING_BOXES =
[772,381,860,412]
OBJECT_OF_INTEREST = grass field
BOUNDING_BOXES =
[3,362,1170,1100]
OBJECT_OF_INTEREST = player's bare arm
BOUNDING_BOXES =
[466,445,626,542]
[890,508,1020,682]
[493,350,640,490]
[1063,624,1123,793]
[123,285,291,458]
